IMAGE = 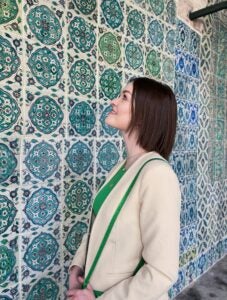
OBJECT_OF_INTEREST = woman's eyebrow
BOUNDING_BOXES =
[122,89,132,94]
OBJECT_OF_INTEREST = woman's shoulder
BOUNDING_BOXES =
[139,152,179,184]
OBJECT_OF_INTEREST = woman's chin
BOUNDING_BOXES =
[105,117,118,129]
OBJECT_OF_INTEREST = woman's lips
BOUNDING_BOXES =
[109,110,117,114]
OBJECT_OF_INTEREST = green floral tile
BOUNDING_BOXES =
[179,247,197,267]
[124,71,138,85]
[100,0,124,32]
[98,27,122,68]
[0,0,22,34]
[145,47,161,79]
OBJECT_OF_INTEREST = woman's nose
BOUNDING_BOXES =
[111,97,119,105]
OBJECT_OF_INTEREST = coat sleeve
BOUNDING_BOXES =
[98,162,181,300]
[69,233,88,271]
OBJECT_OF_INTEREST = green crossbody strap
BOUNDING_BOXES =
[83,157,166,289]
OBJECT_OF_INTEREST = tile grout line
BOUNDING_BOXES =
[60,1,69,298]
[18,1,27,299]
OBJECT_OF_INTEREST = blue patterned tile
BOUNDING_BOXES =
[69,0,98,22]
[0,33,23,136]
[26,5,63,45]
[165,25,175,55]
[189,30,200,57]
[23,139,62,186]
[66,141,93,176]
[95,139,122,188]
[174,73,188,100]
[124,37,144,73]
[26,93,65,137]
[189,55,199,78]
[64,221,88,256]
[185,259,197,285]
[67,12,97,60]
[186,152,197,176]
[173,126,187,151]
[23,184,61,225]
[26,277,59,300]
[126,5,145,43]
[165,0,176,25]
[172,152,185,178]
[99,103,120,138]
[147,0,164,19]
[100,0,124,32]
[68,98,97,138]
[175,49,186,74]
[196,253,208,276]
[147,16,164,50]
[176,20,190,51]
[69,58,97,98]
[99,65,122,101]
[169,267,186,298]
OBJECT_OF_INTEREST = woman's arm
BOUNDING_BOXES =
[98,162,181,300]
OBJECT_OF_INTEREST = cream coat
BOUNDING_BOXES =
[70,152,181,300]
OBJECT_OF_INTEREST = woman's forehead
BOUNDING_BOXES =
[122,82,133,93]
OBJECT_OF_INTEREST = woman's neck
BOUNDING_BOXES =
[122,131,148,170]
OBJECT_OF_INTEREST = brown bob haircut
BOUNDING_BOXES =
[127,77,177,160]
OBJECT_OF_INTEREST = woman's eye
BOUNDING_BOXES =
[122,94,127,100]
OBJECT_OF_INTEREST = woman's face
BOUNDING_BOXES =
[105,82,133,132]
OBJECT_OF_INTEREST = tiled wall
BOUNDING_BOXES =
[0,1,226,299]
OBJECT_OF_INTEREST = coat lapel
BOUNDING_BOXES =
[85,151,163,275]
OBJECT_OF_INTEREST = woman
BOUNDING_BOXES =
[67,77,181,300]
